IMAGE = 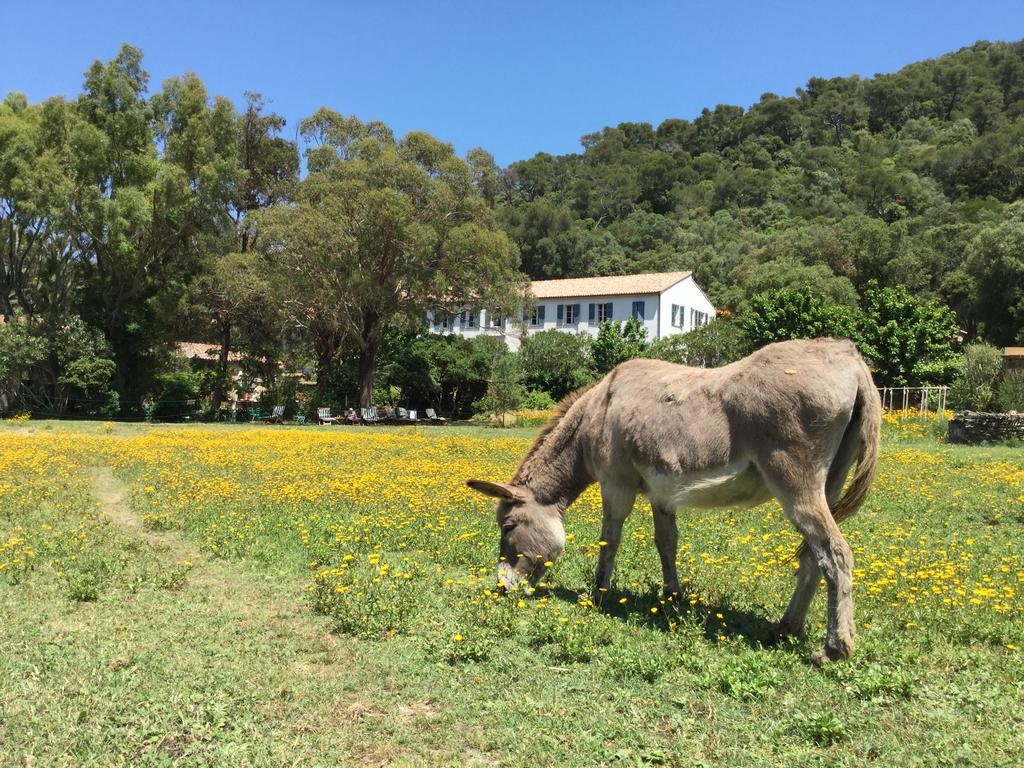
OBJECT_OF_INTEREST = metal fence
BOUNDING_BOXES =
[877,386,949,419]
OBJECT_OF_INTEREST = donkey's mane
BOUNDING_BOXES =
[512,380,600,485]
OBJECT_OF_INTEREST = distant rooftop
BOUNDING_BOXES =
[175,341,244,363]
[529,271,692,299]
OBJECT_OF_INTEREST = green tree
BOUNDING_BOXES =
[592,317,649,374]
[473,352,525,424]
[858,281,959,387]
[518,329,594,400]
[263,110,525,406]
[646,319,749,368]
[0,321,44,412]
[742,288,861,348]
[964,221,1024,345]
[189,252,276,411]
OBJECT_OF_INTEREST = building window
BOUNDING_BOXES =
[589,302,613,325]
[690,308,709,328]
[631,300,645,321]
[558,303,580,325]
[671,304,685,328]
[467,311,476,328]
[530,305,546,326]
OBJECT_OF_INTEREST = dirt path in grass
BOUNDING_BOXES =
[88,467,337,646]
[90,468,183,554]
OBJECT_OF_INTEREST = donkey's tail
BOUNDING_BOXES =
[830,363,882,527]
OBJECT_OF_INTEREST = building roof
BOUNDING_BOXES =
[1004,347,1024,357]
[175,341,245,363]
[529,271,692,299]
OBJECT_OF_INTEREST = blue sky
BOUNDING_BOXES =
[2,1,1022,166]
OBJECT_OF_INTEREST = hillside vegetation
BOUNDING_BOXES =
[2,40,1022,417]
[498,39,1024,343]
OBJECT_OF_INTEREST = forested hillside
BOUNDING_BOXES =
[1,40,1022,418]
[497,39,1024,344]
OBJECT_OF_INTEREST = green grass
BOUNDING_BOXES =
[1,419,1022,766]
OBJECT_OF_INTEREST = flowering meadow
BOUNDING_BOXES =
[1,419,1022,765]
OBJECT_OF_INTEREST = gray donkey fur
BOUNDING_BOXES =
[468,338,881,664]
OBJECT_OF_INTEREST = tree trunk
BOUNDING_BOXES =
[211,323,231,413]
[357,312,381,409]
[314,330,343,400]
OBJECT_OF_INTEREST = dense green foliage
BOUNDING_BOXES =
[2,40,1023,417]
[591,317,650,374]
[497,39,1024,345]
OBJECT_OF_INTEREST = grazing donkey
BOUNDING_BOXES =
[468,338,881,664]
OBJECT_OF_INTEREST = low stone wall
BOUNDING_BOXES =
[948,411,1024,445]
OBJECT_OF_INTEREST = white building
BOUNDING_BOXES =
[427,270,716,351]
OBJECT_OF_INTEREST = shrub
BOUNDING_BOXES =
[519,330,595,400]
[948,343,1004,410]
[647,319,749,368]
[259,376,300,419]
[473,354,525,424]
[994,370,1024,412]
[522,389,557,409]
[592,317,649,374]
[152,371,203,421]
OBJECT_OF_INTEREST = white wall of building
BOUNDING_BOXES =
[426,275,716,351]
[656,276,717,339]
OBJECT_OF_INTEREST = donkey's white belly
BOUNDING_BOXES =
[643,459,772,510]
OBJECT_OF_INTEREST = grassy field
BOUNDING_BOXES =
[1,417,1022,767]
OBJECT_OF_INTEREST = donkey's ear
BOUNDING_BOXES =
[466,480,524,501]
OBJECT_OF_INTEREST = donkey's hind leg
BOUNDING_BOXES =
[777,546,820,640]
[781,492,855,664]
[652,504,681,600]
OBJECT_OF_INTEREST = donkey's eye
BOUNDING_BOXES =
[502,522,518,533]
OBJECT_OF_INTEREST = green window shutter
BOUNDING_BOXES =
[605,302,613,320]
[632,301,644,320]
[574,304,581,324]
[557,304,564,323]
[588,303,596,325]
[460,311,466,327]
[538,305,546,324]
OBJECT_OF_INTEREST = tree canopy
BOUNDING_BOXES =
[2,39,1023,417]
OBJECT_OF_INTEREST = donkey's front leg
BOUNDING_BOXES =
[652,504,681,600]
[593,483,635,603]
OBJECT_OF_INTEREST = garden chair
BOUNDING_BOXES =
[317,407,338,425]
[293,413,306,425]
[262,405,285,423]
[360,408,381,425]
[425,408,447,424]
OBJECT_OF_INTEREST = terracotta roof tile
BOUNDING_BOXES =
[175,341,244,362]
[529,271,692,299]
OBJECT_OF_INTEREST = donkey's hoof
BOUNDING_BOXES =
[774,619,805,642]
[811,640,854,667]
